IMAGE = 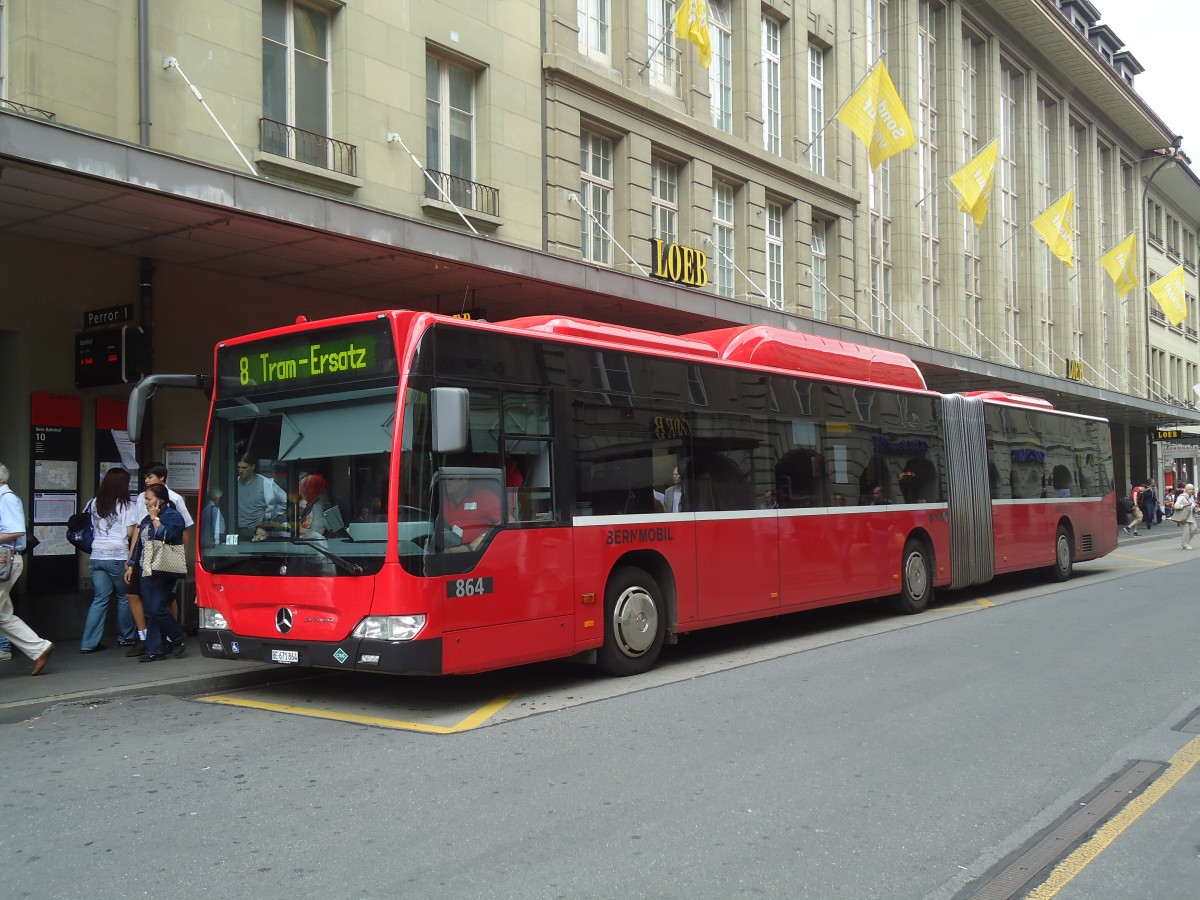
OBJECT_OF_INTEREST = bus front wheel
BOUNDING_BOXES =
[1050,525,1073,582]
[598,566,666,677]
[890,537,932,615]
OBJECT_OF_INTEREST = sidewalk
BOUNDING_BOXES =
[0,639,304,725]
[0,521,1185,725]
[1118,519,1184,547]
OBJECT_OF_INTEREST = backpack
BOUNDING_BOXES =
[65,500,95,554]
[1116,496,1134,524]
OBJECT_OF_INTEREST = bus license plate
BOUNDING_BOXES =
[270,649,299,664]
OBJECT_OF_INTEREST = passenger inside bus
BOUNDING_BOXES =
[297,473,344,538]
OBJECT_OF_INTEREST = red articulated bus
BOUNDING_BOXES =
[131,310,1117,677]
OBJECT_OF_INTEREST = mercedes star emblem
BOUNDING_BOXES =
[276,607,294,634]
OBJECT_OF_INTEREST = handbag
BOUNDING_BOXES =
[0,546,14,581]
[66,501,95,554]
[141,539,187,578]
[1171,504,1193,524]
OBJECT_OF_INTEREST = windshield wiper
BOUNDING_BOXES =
[287,537,363,575]
[204,552,279,573]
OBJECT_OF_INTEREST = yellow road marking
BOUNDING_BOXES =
[1112,552,1170,566]
[974,597,994,607]
[1024,733,1200,899]
[199,692,520,733]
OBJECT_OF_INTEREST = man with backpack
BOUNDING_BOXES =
[1126,483,1144,536]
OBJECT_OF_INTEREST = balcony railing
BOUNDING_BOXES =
[0,99,56,121]
[259,118,356,177]
[424,170,500,217]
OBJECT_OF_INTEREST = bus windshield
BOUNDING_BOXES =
[199,320,399,576]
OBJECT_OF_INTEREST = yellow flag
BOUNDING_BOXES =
[1150,264,1187,326]
[1099,232,1139,298]
[950,141,998,227]
[674,0,712,69]
[836,61,915,170]
[1031,190,1076,267]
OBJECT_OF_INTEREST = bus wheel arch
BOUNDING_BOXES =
[889,531,934,615]
[1050,519,1074,582]
[597,552,673,677]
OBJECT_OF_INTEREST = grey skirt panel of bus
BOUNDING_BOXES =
[942,394,995,590]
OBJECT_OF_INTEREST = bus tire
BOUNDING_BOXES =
[890,537,932,615]
[1050,524,1073,582]
[597,566,666,677]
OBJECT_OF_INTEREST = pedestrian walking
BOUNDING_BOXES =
[1172,483,1196,550]
[79,467,140,653]
[0,463,54,675]
[1140,479,1159,530]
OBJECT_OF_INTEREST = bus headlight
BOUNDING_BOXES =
[352,615,427,641]
[199,608,228,630]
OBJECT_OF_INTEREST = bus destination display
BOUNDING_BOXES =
[217,322,396,394]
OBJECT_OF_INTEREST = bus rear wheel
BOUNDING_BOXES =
[598,566,666,677]
[890,537,932,615]
[1050,525,1073,582]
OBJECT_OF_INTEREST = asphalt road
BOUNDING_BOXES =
[5,538,1200,899]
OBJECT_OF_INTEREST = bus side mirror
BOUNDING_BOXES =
[127,380,154,442]
[432,387,469,454]
[126,374,210,441]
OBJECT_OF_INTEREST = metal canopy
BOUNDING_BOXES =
[2,112,1196,432]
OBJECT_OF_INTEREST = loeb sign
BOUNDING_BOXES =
[650,239,710,287]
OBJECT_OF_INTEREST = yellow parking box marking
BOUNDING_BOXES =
[1025,733,1200,899]
[942,597,993,610]
[199,692,519,733]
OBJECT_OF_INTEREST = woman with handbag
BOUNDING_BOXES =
[80,467,140,653]
[124,483,187,662]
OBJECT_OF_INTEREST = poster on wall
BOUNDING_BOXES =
[96,396,139,494]
[163,445,202,493]
[28,393,82,591]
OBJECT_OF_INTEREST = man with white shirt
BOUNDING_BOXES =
[124,461,194,657]
[0,462,54,675]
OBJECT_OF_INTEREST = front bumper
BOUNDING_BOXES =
[199,628,443,675]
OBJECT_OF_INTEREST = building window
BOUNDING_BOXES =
[766,201,784,309]
[1097,142,1113,380]
[426,54,475,200]
[1000,65,1020,363]
[578,0,610,61]
[648,0,680,95]
[917,0,940,345]
[961,33,982,353]
[811,219,828,321]
[869,160,892,335]
[762,17,781,156]
[652,158,679,246]
[0,0,6,101]
[808,44,826,174]
[713,181,735,298]
[580,131,613,265]
[1069,124,1084,361]
[867,0,891,335]
[262,0,331,167]
[708,0,732,133]
[1036,96,1058,367]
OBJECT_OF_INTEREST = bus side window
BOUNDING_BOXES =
[507,442,554,522]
